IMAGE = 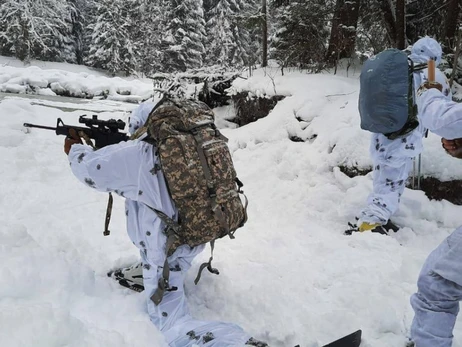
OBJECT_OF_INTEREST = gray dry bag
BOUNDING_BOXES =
[358,49,419,138]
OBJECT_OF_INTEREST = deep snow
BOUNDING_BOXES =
[1,60,462,347]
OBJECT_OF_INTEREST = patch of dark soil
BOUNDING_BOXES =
[230,92,285,126]
[414,176,462,205]
[339,165,462,205]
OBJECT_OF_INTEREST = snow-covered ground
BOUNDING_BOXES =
[0,56,153,102]
[1,61,462,347]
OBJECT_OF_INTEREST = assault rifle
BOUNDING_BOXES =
[24,115,129,149]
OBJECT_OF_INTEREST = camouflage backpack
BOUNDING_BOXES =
[132,97,248,305]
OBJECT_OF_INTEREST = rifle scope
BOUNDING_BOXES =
[79,115,126,130]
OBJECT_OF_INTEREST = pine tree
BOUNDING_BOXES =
[162,0,207,72]
[79,0,98,64]
[270,1,332,71]
[205,0,257,67]
[0,0,31,61]
[29,0,73,61]
[67,0,86,64]
[326,0,361,64]
[355,0,388,55]
[86,0,137,75]
[237,0,260,67]
[119,0,140,75]
[0,0,72,62]
[137,0,169,76]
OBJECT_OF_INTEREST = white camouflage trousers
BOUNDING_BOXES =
[140,249,253,347]
[411,225,462,347]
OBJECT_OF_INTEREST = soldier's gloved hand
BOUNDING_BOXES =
[442,137,462,159]
[418,81,443,95]
[64,128,82,155]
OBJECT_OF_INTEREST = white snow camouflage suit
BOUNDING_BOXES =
[68,101,259,347]
[409,43,462,347]
[358,37,452,226]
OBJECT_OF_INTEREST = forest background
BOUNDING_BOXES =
[1,0,461,80]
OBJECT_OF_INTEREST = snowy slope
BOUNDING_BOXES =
[1,65,462,347]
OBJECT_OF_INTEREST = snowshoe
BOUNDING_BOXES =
[405,339,415,347]
[108,261,144,292]
[246,337,269,346]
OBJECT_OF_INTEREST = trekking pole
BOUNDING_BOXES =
[415,58,437,190]
[417,153,422,190]
[412,157,416,189]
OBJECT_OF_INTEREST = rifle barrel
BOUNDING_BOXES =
[23,123,56,131]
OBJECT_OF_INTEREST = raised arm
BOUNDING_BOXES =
[417,88,462,140]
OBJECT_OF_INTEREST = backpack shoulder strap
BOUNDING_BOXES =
[384,58,420,140]
[412,63,427,72]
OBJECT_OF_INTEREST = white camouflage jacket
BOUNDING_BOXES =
[359,37,452,225]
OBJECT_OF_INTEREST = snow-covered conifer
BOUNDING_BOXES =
[162,0,207,72]
[270,1,331,71]
[205,0,243,66]
[135,0,168,76]
[66,0,87,64]
[86,0,137,76]
[0,0,72,62]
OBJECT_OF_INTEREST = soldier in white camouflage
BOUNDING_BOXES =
[355,37,452,235]
[64,100,266,347]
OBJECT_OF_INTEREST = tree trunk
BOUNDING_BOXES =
[450,27,462,87]
[262,0,268,67]
[444,0,461,53]
[326,0,361,65]
[395,0,406,49]
[16,18,31,63]
[379,0,397,47]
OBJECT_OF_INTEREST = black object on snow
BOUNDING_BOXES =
[322,329,362,347]
[294,329,362,347]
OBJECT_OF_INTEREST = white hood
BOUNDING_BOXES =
[128,101,156,134]
[409,36,443,65]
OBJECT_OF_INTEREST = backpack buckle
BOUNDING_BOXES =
[159,277,177,293]
[207,186,216,197]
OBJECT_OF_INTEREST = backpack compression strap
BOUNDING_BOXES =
[103,192,113,236]
[191,127,230,233]
[148,208,180,306]
[194,240,219,285]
